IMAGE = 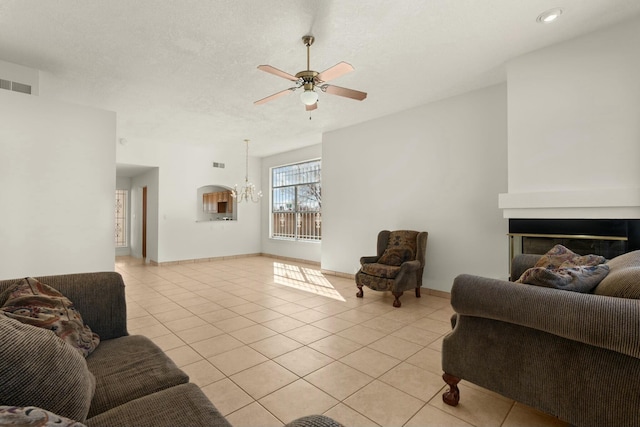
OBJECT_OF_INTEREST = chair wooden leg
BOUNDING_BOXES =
[442,373,461,406]
[415,287,421,298]
[392,291,403,307]
[356,284,363,298]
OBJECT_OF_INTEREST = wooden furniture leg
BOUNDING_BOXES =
[356,284,363,298]
[442,373,460,406]
[415,287,421,298]
[392,291,403,307]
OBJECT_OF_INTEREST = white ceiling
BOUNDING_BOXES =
[1,1,639,157]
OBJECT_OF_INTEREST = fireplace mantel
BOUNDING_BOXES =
[499,188,640,219]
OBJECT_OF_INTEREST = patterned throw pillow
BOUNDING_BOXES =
[0,277,99,357]
[516,264,610,293]
[378,248,412,266]
[534,244,606,269]
[0,406,87,427]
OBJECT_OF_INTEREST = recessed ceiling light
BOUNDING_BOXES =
[537,8,563,24]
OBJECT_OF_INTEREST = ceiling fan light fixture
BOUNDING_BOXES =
[300,89,318,106]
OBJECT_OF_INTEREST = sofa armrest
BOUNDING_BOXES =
[451,274,640,359]
[360,255,380,265]
[5,272,129,340]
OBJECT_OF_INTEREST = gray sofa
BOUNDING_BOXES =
[441,253,640,427]
[0,272,342,427]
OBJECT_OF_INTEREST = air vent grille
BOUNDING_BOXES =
[212,162,225,168]
[0,78,32,95]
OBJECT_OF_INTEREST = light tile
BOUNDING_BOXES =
[259,380,338,424]
[181,359,225,387]
[367,335,423,360]
[174,323,224,344]
[283,324,333,345]
[164,345,203,367]
[190,334,245,358]
[249,334,304,359]
[226,402,284,427]
[208,345,268,376]
[116,256,526,427]
[344,380,425,427]
[323,403,380,427]
[149,333,185,351]
[230,324,278,344]
[503,403,571,427]
[164,315,209,332]
[337,324,386,346]
[379,362,445,402]
[405,347,444,375]
[311,316,356,333]
[405,404,473,427]
[213,316,257,333]
[340,347,401,378]
[262,316,306,333]
[274,346,333,377]
[201,378,254,417]
[308,335,362,359]
[429,382,514,427]
[243,309,284,323]
[305,361,374,400]
[391,325,442,346]
[230,360,298,399]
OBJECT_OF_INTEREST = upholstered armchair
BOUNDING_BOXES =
[355,230,428,307]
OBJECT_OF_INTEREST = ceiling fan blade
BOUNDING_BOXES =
[305,102,317,111]
[254,88,295,105]
[316,62,354,83]
[257,65,299,82]
[322,84,367,101]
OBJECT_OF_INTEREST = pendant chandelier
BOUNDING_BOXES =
[231,139,262,203]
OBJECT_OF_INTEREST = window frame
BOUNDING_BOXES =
[270,159,322,242]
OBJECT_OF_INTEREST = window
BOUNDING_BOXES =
[115,190,127,247]
[271,160,321,241]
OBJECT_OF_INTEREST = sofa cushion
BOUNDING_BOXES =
[534,244,606,269]
[86,335,189,418]
[594,250,640,298]
[0,277,100,357]
[85,383,231,427]
[361,263,401,279]
[516,264,610,293]
[0,315,96,422]
[0,405,87,427]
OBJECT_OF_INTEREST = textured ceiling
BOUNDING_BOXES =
[1,0,639,157]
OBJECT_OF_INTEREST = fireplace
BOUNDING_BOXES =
[508,219,640,261]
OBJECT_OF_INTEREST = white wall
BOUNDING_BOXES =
[261,144,322,263]
[322,84,508,291]
[501,16,640,218]
[0,90,116,278]
[117,140,261,263]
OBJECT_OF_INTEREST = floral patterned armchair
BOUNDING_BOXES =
[355,230,428,307]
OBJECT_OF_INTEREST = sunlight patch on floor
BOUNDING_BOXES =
[272,262,346,301]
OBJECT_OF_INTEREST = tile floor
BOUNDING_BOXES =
[115,256,570,427]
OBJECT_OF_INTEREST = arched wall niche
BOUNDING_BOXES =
[196,185,237,222]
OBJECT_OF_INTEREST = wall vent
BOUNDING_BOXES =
[0,78,32,95]
[212,162,225,168]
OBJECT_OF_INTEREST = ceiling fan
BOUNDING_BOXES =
[254,35,367,111]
